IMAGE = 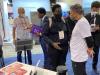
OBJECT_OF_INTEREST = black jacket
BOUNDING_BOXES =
[65,16,77,41]
[85,13,100,46]
[42,16,69,49]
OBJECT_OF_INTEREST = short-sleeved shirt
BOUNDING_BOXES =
[14,16,32,40]
[70,17,91,62]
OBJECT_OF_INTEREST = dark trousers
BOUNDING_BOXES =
[0,45,5,68]
[39,37,49,69]
[47,46,68,71]
[72,61,87,75]
[17,50,32,65]
[93,44,99,68]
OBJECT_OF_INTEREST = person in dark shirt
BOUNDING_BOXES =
[65,13,77,41]
[42,4,69,74]
[37,7,50,69]
[85,1,100,72]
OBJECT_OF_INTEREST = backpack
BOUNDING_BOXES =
[48,17,65,28]
[48,17,68,47]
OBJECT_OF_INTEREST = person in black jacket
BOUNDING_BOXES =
[42,4,69,73]
[37,8,50,69]
[70,4,94,75]
[85,1,100,71]
[65,12,77,41]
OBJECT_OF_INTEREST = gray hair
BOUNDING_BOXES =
[70,4,83,15]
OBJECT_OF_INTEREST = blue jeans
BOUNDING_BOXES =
[39,37,50,69]
[16,39,32,65]
[17,50,32,65]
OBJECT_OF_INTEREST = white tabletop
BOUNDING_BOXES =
[0,62,57,75]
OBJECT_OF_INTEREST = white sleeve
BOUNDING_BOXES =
[78,20,92,38]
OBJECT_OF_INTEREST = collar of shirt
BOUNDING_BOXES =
[41,15,46,21]
[91,12,97,17]
[18,15,26,18]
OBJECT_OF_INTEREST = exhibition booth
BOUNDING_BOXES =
[0,0,100,75]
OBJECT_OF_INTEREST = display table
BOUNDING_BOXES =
[0,62,57,75]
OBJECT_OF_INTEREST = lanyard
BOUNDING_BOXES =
[18,17,28,30]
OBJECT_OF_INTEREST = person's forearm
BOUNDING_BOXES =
[13,28,16,40]
[42,35,53,45]
[85,36,94,58]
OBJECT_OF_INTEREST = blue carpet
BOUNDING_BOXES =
[3,52,100,75]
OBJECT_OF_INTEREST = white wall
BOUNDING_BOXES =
[2,0,11,41]
[60,0,82,6]
[12,0,51,19]
[83,0,100,8]
[60,0,100,8]
[59,0,100,14]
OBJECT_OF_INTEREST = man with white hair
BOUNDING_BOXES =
[70,4,94,75]
[13,7,32,65]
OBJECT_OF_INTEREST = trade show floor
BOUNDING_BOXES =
[2,45,100,75]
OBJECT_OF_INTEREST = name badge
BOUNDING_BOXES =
[91,24,96,32]
[59,31,64,39]
[91,24,95,27]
